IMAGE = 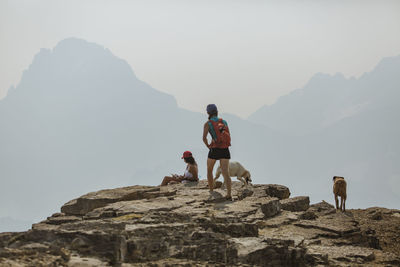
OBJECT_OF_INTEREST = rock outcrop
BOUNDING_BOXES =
[0,181,399,266]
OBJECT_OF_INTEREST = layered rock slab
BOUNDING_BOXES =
[61,186,176,215]
[0,182,399,266]
[280,196,310,212]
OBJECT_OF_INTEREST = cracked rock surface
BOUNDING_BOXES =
[0,181,399,266]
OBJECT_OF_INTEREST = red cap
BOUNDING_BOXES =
[181,151,192,159]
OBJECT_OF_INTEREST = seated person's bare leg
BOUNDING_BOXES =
[161,176,178,186]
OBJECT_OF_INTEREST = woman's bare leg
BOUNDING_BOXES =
[207,158,217,191]
[220,159,231,198]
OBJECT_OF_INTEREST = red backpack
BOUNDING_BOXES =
[209,118,231,148]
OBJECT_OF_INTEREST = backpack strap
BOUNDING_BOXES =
[208,120,218,141]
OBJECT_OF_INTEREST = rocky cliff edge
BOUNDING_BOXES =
[0,181,399,266]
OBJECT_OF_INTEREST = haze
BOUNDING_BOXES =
[1,0,400,117]
[0,1,399,232]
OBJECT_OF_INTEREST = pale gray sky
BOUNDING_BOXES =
[1,0,400,117]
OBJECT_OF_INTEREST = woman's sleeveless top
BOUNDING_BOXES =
[184,165,193,178]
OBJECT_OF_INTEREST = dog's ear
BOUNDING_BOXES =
[246,171,251,181]
[333,176,337,181]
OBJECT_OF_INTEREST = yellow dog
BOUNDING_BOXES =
[333,176,347,211]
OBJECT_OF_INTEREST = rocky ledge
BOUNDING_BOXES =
[0,181,399,266]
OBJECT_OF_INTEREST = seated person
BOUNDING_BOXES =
[161,151,199,186]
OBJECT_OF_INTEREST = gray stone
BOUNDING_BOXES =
[67,255,110,267]
[207,223,259,237]
[1,181,399,266]
[46,215,82,225]
[370,211,383,220]
[307,245,376,263]
[308,200,336,216]
[263,184,291,199]
[19,242,49,252]
[295,212,360,236]
[260,198,281,218]
[61,186,176,215]
[232,237,306,266]
[258,210,301,228]
[299,210,318,220]
[237,188,254,200]
[280,196,310,212]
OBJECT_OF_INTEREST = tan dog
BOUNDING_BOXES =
[214,161,252,187]
[333,176,347,211]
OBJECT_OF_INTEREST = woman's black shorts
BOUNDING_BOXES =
[208,148,231,160]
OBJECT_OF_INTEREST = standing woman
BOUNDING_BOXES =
[202,104,232,200]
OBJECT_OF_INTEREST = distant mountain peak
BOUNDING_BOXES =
[375,54,400,67]
[248,54,400,135]
[310,72,345,80]
[15,37,144,93]
[52,37,112,57]
[306,72,346,89]
[3,37,177,109]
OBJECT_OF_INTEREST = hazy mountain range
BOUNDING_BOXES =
[249,56,400,136]
[1,38,399,232]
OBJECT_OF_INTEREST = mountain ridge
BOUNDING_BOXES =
[248,54,400,136]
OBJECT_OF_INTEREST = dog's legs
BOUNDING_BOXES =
[335,194,339,210]
[342,197,346,212]
[237,176,246,187]
[213,168,221,186]
[214,168,221,180]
